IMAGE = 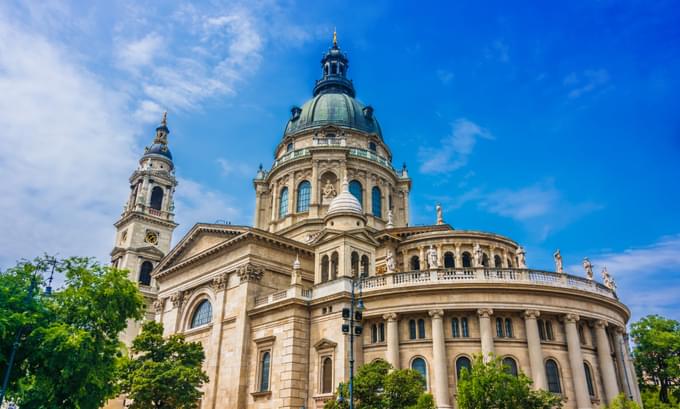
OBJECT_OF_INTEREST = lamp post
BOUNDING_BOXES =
[341,270,366,409]
[0,258,57,406]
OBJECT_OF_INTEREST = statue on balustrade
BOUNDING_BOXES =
[516,246,527,268]
[553,249,563,274]
[427,245,439,269]
[386,249,396,274]
[473,243,483,267]
[602,267,617,292]
[582,257,594,280]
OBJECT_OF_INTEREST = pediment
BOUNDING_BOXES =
[311,228,379,247]
[314,338,338,351]
[155,224,249,272]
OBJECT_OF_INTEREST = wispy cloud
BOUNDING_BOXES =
[418,118,494,174]
[436,69,454,85]
[174,178,242,237]
[216,158,253,177]
[563,69,610,99]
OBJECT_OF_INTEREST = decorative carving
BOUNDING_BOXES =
[523,310,540,319]
[594,320,608,328]
[386,249,396,274]
[383,312,398,321]
[583,257,594,280]
[563,313,580,323]
[237,263,265,282]
[428,309,444,319]
[211,273,228,290]
[427,245,439,269]
[152,297,166,313]
[322,179,337,199]
[553,249,563,274]
[170,291,186,308]
[477,308,493,318]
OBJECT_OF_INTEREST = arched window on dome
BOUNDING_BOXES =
[545,359,562,394]
[411,256,420,271]
[444,252,455,268]
[456,356,472,379]
[369,141,377,152]
[462,252,472,268]
[584,361,596,398]
[371,186,382,217]
[321,255,329,283]
[507,258,513,268]
[150,186,164,211]
[296,181,311,212]
[286,142,294,152]
[139,261,153,286]
[349,180,363,207]
[351,251,359,276]
[411,358,427,388]
[360,255,369,277]
[279,187,288,218]
[330,252,339,280]
[503,357,519,377]
[494,255,502,268]
[482,253,490,267]
[190,300,212,328]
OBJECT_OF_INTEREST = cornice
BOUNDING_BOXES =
[114,211,178,229]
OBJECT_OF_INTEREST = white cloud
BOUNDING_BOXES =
[418,118,494,174]
[116,32,163,71]
[564,69,610,99]
[0,19,138,267]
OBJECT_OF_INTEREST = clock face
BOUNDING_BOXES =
[145,231,159,245]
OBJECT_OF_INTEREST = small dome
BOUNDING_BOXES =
[327,178,363,216]
[284,93,382,138]
[144,143,173,160]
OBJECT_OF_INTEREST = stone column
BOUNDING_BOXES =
[523,310,547,390]
[310,160,319,217]
[419,246,426,270]
[593,321,620,404]
[429,309,452,409]
[436,244,444,268]
[270,182,278,223]
[614,329,641,404]
[384,313,400,369]
[207,275,228,409]
[564,314,591,409]
[477,308,494,361]
[455,244,462,268]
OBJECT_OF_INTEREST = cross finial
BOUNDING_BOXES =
[161,111,167,127]
[333,28,338,47]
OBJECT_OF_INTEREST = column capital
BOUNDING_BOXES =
[477,308,493,318]
[523,309,541,319]
[595,319,608,329]
[614,326,626,335]
[563,313,580,323]
[428,309,444,319]
[383,312,399,321]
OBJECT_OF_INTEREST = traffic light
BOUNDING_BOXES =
[354,325,363,335]
[342,324,350,333]
[354,311,362,321]
[342,308,351,319]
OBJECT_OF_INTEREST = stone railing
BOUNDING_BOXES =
[359,268,616,299]
[348,148,395,172]
[253,286,313,308]
[272,148,311,168]
[313,137,346,146]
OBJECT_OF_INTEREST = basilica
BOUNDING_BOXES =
[109,36,642,409]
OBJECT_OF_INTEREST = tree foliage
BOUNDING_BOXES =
[323,360,435,409]
[630,315,680,403]
[0,256,144,409]
[605,393,641,409]
[640,389,680,409]
[118,321,209,409]
[456,355,563,409]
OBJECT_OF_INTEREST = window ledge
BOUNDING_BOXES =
[183,323,213,336]
[251,391,271,399]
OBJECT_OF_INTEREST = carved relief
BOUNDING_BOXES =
[152,297,166,313]
[237,263,265,282]
[170,291,187,308]
[211,272,229,290]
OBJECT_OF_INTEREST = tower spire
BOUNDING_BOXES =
[333,28,338,48]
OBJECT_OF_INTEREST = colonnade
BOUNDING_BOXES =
[379,309,633,409]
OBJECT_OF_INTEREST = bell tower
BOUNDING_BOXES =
[111,112,178,345]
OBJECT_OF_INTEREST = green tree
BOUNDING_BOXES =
[640,389,680,409]
[605,393,641,409]
[119,321,209,409]
[324,360,435,409]
[630,315,680,403]
[456,355,563,409]
[0,256,144,408]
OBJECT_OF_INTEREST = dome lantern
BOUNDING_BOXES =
[313,30,355,98]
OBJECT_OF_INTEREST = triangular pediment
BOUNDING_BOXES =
[311,228,379,247]
[314,338,338,350]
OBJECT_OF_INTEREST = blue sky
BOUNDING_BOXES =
[0,1,678,322]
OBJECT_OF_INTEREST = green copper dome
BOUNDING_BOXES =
[283,35,382,138]
[284,93,382,137]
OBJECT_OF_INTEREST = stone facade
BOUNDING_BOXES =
[108,38,642,409]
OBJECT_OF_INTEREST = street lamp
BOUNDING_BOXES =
[341,270,367,409]
[0,258,57,406]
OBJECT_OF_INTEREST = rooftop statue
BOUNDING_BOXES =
[386,249,396,274]
[427,245,439,269]
[554,249,563,274]
[516,246,527,268]
[473,243,483,267]
[583,257,594,280]
[436,202,443,225]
